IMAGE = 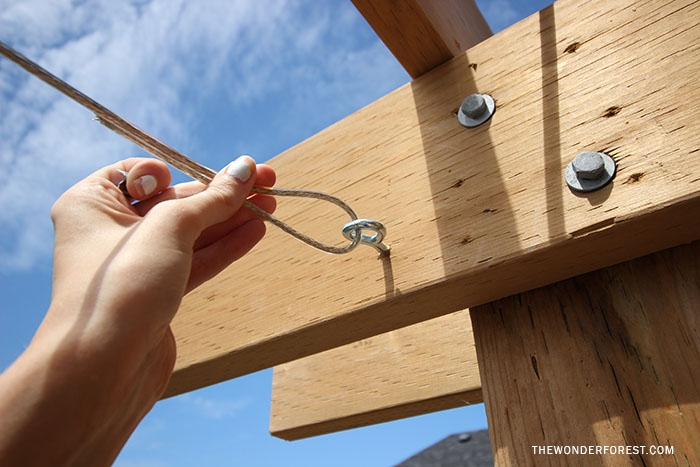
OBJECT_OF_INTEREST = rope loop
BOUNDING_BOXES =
[242,187,389,256]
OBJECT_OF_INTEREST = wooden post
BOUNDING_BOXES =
[471,240,700,465]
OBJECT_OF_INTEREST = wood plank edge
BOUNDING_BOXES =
[270,389,483,441]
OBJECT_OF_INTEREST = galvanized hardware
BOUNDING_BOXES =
[342,219,390,256]
[565,151,616,192]
[457,93,495,128]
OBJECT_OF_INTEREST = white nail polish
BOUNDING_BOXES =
[134,175,157,196]
[226,157,252,182]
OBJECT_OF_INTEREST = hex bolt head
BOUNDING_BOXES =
[457,93,495,128]
[572,151,605,180]
[565,151,616,193]
[461,94,487,119]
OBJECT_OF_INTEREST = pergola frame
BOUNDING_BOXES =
[168,0,700,463]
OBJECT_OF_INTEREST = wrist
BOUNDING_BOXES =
[0,311,168,466]
[0,340,101,465]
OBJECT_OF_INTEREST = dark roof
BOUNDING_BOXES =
[395,430,493,467]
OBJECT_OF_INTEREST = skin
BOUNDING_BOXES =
[0,156,276,466]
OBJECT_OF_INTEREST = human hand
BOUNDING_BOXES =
[0,156,276,466]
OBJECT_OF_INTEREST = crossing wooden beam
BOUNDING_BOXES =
[351,0,492,78]
[164,0,700,397]
[269,310,481,440]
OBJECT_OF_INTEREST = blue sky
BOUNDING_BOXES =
[1,0,552,465]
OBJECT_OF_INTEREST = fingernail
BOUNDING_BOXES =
[134,175,157,197]
[225,156,253,182]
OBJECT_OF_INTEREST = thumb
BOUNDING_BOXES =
[174,156,257,235]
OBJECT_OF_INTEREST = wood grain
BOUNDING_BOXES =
[165,0,700,397]
[269,310,481,440]
[471,239,700,466]
[351,0,492,78]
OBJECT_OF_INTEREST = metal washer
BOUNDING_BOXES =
[565,152,616,193]
[458,94,495,128]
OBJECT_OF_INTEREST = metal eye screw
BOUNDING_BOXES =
[342,219,390,256]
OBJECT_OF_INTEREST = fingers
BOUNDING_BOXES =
[85,158,172,205]
[187,219,267,292]
[87,158,273,205]
[123,160,171,200]
[133,181,206,216]
[255,164,276,188]
[87,156,275,246]
[193,193,276,250]
[170,156,257,238]
[51,158,168,229]
[134,163,276,217]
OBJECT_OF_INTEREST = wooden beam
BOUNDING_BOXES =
[471,239,700,465]
[165,0,700,397]
[269,310,481,440]
[351,0,492,78]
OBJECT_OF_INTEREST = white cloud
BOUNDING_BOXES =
[179,393,252,420]
[0,0,408,271]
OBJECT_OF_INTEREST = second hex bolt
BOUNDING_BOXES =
[458,93,495,128]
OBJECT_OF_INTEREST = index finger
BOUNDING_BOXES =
[89,157,169,187]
